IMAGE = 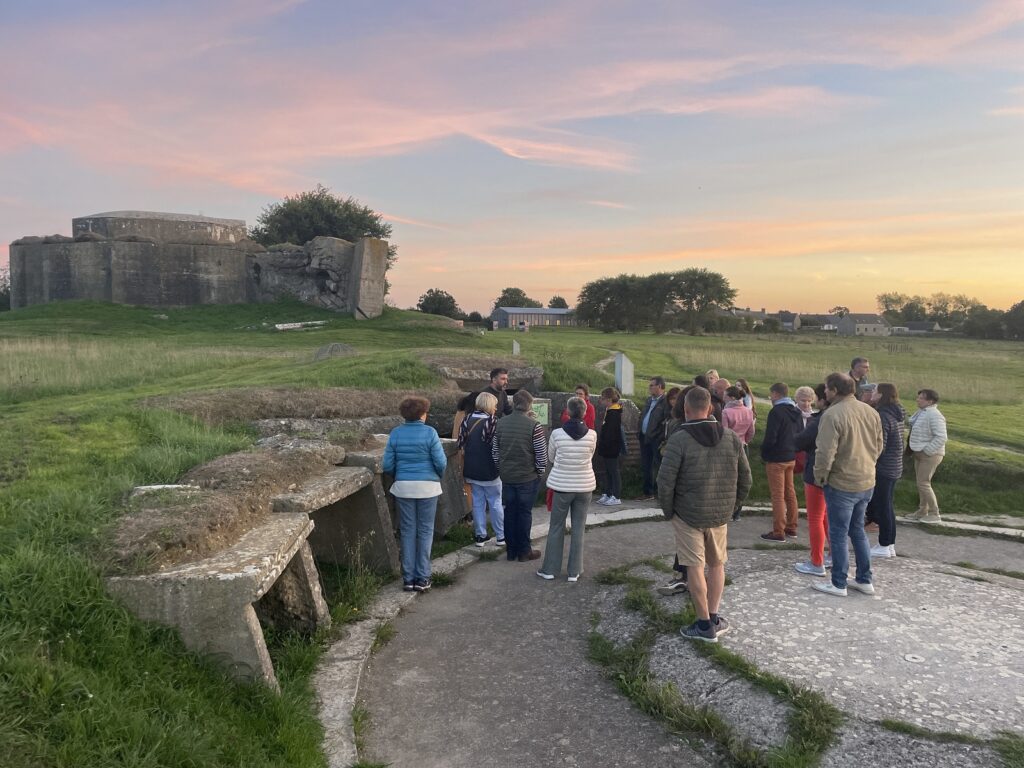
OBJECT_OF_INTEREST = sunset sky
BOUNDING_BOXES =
[2,0,1023,314]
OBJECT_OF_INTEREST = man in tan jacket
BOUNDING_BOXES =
[812,372,884,597]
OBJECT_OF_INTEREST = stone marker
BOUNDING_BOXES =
[512,340,520,356]
[615,352,635,396]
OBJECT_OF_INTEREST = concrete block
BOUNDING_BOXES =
[272,467,399,574]
[433,439,470,539]
[106,513,329,690]
[351,237,387,319]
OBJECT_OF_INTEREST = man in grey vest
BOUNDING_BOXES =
[492,390,548,561]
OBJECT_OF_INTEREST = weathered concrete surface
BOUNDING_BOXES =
[107,514,329,690]
[72,210,246,243]
[356,523,719,768]
[10,213,388,316]
[821,722,1001,768]
[434,438,470,538]
[721,552,1024,738]
[273,466,400,573]
[252,416,403,440]
[349,512,1024,767]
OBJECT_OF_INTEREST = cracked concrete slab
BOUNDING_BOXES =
[719,553,1024,738]
[647,635,794,751]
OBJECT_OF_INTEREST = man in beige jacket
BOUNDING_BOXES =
[812,373,884,597]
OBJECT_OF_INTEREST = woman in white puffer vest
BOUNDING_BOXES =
[538,397,598,582]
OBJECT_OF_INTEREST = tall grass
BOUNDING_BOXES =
[0,337,303,404]
[669,346,1019,405]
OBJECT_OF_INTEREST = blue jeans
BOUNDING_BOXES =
[502,478,540,560]
[823,485,874,589]
[396,496,438,583]
[470,482,504,540]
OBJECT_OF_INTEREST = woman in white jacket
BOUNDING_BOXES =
[907,388,947,523]
[538,397,597,582]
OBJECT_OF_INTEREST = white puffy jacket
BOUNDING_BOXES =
[908,405,947,456]
[546,427,597,492]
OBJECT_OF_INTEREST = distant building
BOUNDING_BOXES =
[837,314,891,337]
[776,311,801,332]
[492,306,575,328]
[799,314,836,331]
[726,307,769,326]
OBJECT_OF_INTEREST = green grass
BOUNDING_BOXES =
[953,562,1024,581]
[371,621,396,654]
[995,733,1024,768]
[2,301,1023,765]
[592,561,843,767]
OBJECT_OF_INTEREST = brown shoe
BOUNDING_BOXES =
[518,549,542,561]
[760,532,786,542]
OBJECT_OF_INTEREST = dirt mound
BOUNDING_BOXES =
[110,437,344,574]
[143,387,463,426]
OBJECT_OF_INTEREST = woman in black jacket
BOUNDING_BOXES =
[596,387,628,506]
[866,384,905,558]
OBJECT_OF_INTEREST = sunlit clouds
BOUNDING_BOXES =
[1,1,1023,313]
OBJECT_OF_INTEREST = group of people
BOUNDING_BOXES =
[382,360,949,644]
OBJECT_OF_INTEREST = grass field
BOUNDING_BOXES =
[0,300,1021,767]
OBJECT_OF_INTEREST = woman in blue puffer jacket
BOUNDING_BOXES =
[866,383,905,559]
[383,397,448,592]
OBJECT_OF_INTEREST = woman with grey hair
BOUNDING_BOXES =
[458,391,505,547]
[538,396,597,582]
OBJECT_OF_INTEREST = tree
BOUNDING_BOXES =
[491,287,542,315]
[1004,300,1024,340]
[249,184,398,289]
[828,306,850,318]
[416,288,462,319]
[672,268,737,335]
[0,266,10,312]
[962,305,1005,339]
[548,295,569,309]
[466,311,483,323]
[575,269,735,335]
[762,317,781,333]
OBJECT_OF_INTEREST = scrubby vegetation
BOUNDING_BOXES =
[1,300,1021,766]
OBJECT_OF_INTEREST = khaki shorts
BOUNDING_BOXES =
[671,516,728,567]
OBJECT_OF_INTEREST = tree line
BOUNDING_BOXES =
[876,291,1024,340]
[575,269,736,334]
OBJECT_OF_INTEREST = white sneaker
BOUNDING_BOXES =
[605,496,622,506]
[848,580,876,595]
[812,582,847,597]
[567,573,581,583]
[536,571,555,580]
[870,544,894,558]
[597,494,609,504]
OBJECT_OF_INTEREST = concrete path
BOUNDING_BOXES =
[348,506,1023,767]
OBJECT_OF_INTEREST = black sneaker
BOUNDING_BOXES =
[402,582,416,592]
[680,621,718,643]
[473,534,490,547]
[413,579,432,592]
[712,616,731,636]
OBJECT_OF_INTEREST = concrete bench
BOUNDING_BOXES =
[271,466,399,573]
[107,513,330,690]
